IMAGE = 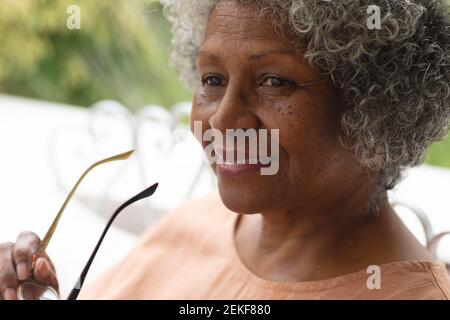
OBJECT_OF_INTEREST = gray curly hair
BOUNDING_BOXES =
[161,0,450,196]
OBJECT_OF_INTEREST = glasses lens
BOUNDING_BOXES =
[17,281,59,300]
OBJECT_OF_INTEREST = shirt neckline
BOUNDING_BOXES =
[228,210,447,292]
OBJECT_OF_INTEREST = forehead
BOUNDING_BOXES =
[204,1,282,43]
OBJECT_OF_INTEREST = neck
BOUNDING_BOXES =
[235,182,391,281]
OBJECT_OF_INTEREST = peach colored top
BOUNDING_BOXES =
[79,193,450,300]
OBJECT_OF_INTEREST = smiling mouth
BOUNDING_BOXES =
[214,150,276,177]
[214,148,267,163]
[216,162,269,177]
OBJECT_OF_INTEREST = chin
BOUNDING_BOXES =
[217,178,282,214]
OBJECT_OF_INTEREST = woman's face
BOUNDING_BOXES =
[191,1,365,215]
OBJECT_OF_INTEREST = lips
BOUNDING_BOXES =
[214,148,262,164]
[213,148,274,177]
[216,162,267,177]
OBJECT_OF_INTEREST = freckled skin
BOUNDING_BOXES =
[191,1,433,282]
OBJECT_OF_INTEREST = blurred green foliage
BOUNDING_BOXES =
[426,135,450,168]
[0,0,448,168]
[0,0,190,110]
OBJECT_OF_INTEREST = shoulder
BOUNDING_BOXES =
[377,261,450,300]
[78,192,236,299]
[135,191,235,248]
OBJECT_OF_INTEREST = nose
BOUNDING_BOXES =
[208,85,259,133]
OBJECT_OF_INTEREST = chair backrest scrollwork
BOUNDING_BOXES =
[392,202,450,273]
[47,100,216,234]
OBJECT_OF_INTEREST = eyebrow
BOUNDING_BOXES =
[249,48,295,60]
[196,48,295,61]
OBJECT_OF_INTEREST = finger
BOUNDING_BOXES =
[3,288,17,300]
[0,242,18,300]
[33,257,58,291]
[12,231,40,281]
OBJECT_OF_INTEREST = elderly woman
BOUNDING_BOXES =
[1,0,450,300]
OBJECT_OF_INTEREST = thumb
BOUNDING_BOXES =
[33,257,59,291]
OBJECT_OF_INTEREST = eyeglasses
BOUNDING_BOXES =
[16,150,159,300]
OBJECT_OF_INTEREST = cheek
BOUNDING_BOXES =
[262,94,343,174]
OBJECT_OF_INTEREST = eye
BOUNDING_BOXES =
[201,75,224,87]
[261,76,294,88]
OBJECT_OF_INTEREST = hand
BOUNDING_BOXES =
[0,231,58,300]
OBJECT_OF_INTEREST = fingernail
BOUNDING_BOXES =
[36,258,50,279]
[4,288,17,300]
[17,262,28,280]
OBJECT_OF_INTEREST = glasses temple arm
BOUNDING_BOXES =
[67,182,159,300]
[38,150,134,255]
